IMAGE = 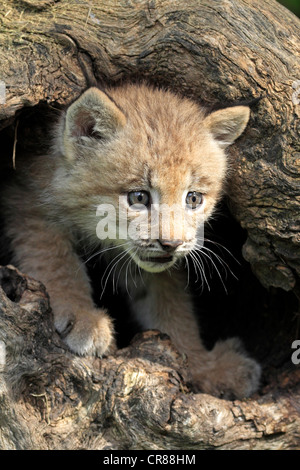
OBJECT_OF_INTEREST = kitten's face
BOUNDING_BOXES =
[112,136,225,273]
[57,85,250,273]
[116,187,206,273]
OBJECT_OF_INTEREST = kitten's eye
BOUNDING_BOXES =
[128,191,150,207]
[186,191,203,210]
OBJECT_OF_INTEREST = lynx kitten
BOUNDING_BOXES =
[3,84,261,398]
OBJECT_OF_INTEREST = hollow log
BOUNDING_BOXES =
[0,265,299,450]
[0,0,299,450]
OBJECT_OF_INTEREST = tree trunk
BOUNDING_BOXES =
[0,0,299,450]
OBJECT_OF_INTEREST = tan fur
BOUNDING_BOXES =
[2,84,260,398]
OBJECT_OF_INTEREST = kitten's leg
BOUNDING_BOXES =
[131,270,261,399]
[8,216,115,356]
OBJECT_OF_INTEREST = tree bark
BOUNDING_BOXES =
[0,0,299,450]
[0,265,299,450]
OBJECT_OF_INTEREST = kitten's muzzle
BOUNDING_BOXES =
[145,240,183,264]
[158,239,183,253]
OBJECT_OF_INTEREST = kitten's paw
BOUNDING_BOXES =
[56,309,115,357]
[191,338,261,399]
[212,338,261,399]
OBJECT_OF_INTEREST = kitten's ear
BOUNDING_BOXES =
[64,87,126,140]
[204,106,250,149]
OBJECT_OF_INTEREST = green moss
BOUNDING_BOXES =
[278,0,300,17]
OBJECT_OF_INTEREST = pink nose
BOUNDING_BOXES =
[158,240,183,252]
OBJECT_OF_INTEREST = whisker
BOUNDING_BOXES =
[195,242,238,281]
[128,249,138,289]
[137,260,145,287]
[116,247,138,297]
[100,248,132,298]
[189,250,210,292]
[75,241,130,276]
[86,241,130,264]
[113,247,133,295]
[199,237,241,265]
[184,255,190,290]
[187,253,199,285]
[193,246,228,293]
[125,254,134,298]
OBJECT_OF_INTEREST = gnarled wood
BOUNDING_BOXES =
[0,266,299,450]
[0,0,299,291]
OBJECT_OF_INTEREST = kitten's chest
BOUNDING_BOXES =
[116,270,155,330]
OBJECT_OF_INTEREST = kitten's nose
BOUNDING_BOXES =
[158,239,183,253]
